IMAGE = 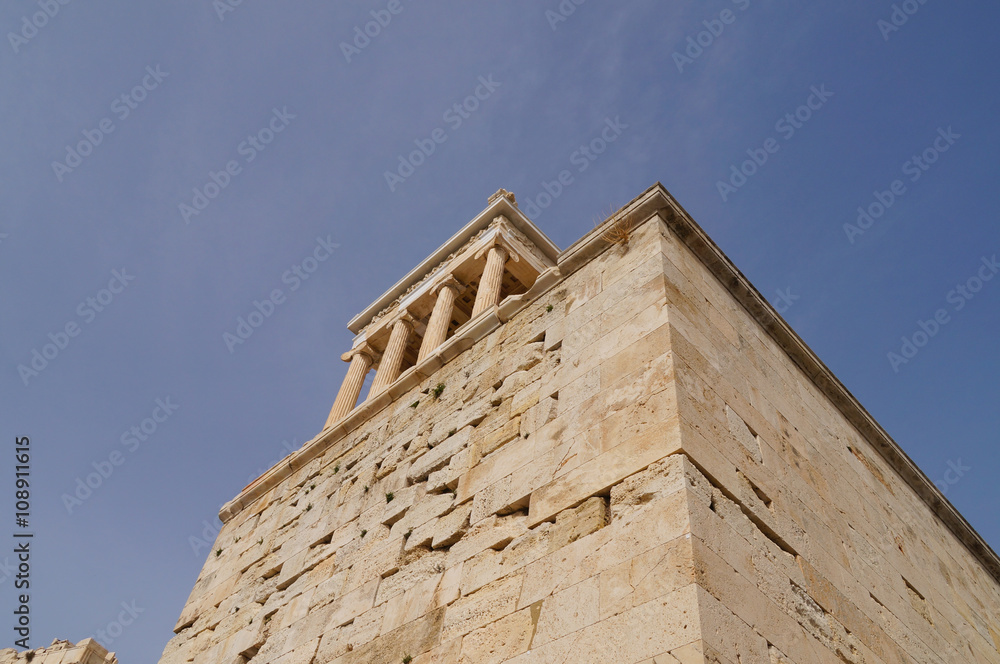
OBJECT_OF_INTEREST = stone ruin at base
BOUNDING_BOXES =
[0,639,117,664]
[150,184,1000,663]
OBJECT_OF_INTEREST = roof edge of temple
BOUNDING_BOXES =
[346,190,560,335]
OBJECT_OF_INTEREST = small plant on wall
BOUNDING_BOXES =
[596,205,635,248]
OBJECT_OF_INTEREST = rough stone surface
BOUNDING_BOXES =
[157,190,1000,664]
[0,639,117,664]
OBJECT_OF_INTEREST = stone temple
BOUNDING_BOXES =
[152,184,1000,663]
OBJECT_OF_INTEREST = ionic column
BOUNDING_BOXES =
[418,277,463,363]
[325,344,375,428]
[369,314,414,397]
[472,245,510,318]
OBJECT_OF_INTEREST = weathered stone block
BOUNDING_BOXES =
[547,496,608,552]
[433,503,473,549]
[441,573,524,643]
[458,606,534,664]
[527,421,682,528]
[326,579,380,629]
[532,575,600,647]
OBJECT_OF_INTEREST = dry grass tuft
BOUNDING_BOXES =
[595,205,635,247]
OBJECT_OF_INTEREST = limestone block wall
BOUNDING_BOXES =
[0,639,117,664]
[655,210,1000,663]
[156,187,1000,664]
[156,217,712,664]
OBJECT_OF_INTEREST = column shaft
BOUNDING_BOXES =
[369,318,413,396]
[471,246,509,318]
[417,283,459,363]
[325,350,373,428]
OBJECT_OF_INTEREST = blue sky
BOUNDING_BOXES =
[1,0,997,660]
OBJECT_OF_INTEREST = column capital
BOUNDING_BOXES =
[474,233,520,263]
[341,342,376,363]
[390,310,417,330]
[433,274,465,296]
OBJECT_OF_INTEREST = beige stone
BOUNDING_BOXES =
[432,502,473,549]
[547,496,608,551]
[458,608,534,664]
[159,186,1000,664]
[0,640,118,664]
[441,573,524,643]
[531,575,600,647]
[326,579,380,629]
